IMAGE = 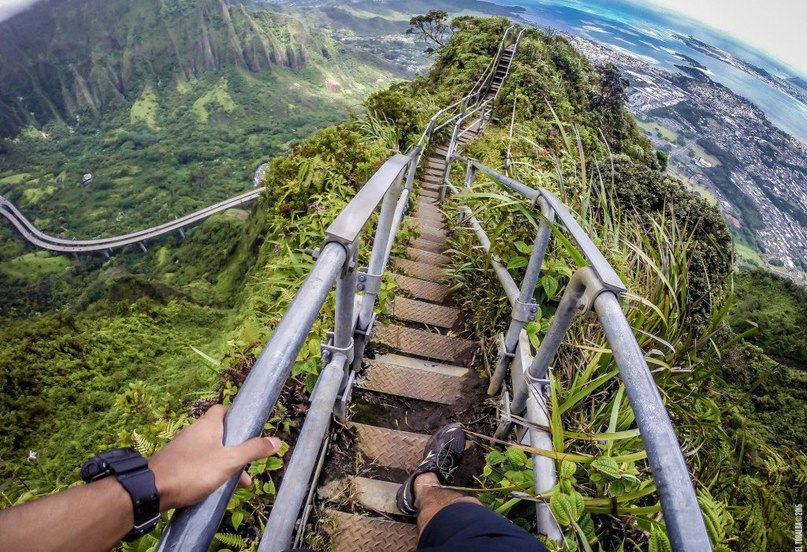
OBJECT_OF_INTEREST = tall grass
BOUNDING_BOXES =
[441,118,745,550]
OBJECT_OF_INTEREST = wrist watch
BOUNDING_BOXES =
[80,448,161,541]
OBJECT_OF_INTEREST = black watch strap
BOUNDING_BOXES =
[117,466,161,541]
[80,448,161,541]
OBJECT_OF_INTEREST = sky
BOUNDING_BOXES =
[638,0,807,76]
[0,0,38,21]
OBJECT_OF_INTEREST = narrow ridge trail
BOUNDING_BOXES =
[313,47,515,551]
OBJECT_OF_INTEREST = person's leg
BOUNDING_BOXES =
[412,472,480,537]
[397,424,549,552]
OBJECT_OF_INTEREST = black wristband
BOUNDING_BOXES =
[117,467,161,541]
[80,448,161,541]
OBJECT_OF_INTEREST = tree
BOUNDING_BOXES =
[407,11,452,54]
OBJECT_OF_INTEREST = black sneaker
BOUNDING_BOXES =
[396,423,466,515]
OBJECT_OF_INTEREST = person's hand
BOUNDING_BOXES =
[148,404,281,512]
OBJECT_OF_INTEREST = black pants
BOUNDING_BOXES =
[418,502,549,551]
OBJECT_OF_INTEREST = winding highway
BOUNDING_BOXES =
[0,188,264,254]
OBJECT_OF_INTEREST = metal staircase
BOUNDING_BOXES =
[314,110,487,552]
[155,25,711,552]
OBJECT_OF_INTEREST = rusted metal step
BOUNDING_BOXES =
[414,207,443,221]
[414,215,443,229]
[359,357,467,403]
[405,216,446,232]
[411,237,447,252]
[393,258,444,281]
[372,323,477,364]
[418,224,448,242]
[407,247,450,265]
[319,477,403,516]
[390,296,460,328]
[415,204,441,216]
[353,423,430,472]
[324,510,418,552]
[412,227,448,246]
[393,274,451,303]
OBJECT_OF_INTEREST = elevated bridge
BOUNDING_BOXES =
[0,188,262,253]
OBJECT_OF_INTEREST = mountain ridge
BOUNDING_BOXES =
[0,0,338,136]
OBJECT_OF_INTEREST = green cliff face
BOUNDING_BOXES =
[0,0,371,136]
[0,0,401,248]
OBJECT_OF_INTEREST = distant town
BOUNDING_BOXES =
[570,36,807,283]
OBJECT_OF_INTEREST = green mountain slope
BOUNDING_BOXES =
[0,0,401,243]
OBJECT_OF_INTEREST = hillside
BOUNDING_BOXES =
[0,0,400,237]
[0,0,405,314]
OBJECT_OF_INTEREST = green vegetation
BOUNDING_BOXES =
[0,6,803,551]
[728,269,807,365]
[359,17,801,550]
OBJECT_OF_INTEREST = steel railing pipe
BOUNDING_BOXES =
[461,207,520,302]
[488,204,555,396]
[356,167,405,332]
[509,267,596,416]
[157,242,347,552]
[454,158,626,295]
[257,355,345,552]
[594,291,711,550]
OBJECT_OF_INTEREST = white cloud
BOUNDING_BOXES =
[0,0,42,21]
[641,0,807,76]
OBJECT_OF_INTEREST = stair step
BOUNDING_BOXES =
[324,509,418,552]
[353,423,430,472]
[412,211,448,229]
[406,216,446,232]
[319,476,403,516]
[356,354,468,404]
[390,297,460,329]
[420,189,439,199]
[411,237,447,252]
[407,247,450,265]
[415,208,442,222]
[413,227,448,245]
[372,323,477,364]
[394,274,451,303]
[393,258,444,281]
[414,202,441,214]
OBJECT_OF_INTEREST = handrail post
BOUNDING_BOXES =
[332,244,358,385]
[463,160,476,190]
[488,199,555,396]
[594,292,711,550]
[497,268,597,440]
[441,115,463,202]
[353,166,406,370]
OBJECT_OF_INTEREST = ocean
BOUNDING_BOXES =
[500,0,807,144]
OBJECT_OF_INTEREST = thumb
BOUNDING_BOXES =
[230,436,282,465]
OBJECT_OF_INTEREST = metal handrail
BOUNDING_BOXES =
[156,152,417,551]
[441,148,711,549]
[416,25,516,148]
[0,189,263,252]
[156,26,521,552]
